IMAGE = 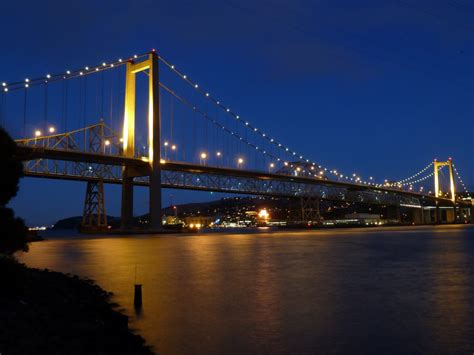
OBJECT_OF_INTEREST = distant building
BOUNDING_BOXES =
[184,216,214,228]
[323,213,385,226]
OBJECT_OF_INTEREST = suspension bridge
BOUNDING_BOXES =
[1,50,471,230]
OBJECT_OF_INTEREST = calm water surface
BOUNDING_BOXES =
[19,225,474,354]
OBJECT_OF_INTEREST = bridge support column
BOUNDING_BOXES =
[300,197,320,224]
[148,52,162,229]
[446,207,455,223]
[121,168,134,228]
[121,51,162,230]
[82,179,107,230]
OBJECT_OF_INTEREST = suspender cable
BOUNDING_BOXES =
[95,73,99,119]
[82,77,88,149]
[101,71,105,119]
[23,89,28,138]
[181,99,185,161]
[204,102,208,157]
[170,94,174,143]
[44,83,48,130]
[192,91,196,162]
[110,69,114,129]
[0,92,4,128]
[79,78,84,146]
[62,80,68,132]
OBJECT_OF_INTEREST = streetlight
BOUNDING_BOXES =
[237,157,244,168]
[166,144,176,161]
[103,139,111,153]
[48,126,55,134]
[34,130,41,137]
[215,151,222,166]
[163,141,169,159]
[200,152,207,165]
[269,162,275,172]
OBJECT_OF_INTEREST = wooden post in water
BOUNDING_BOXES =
[133,266,142,309]
[134,284,142,308]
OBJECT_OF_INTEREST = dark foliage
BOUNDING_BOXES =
[0,127,28,255]
[0,127,23,206]
[0,207,28,255]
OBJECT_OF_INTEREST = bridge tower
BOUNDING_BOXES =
[81,121,109,230]
[434,158,455,203]
[82,180,107,229]
[121,51,162,229]
[300,197,321,225]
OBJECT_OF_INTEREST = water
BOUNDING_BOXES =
[19,225,474,354]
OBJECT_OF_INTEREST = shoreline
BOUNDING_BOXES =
[38,223,474,239]
[0,257,153,355]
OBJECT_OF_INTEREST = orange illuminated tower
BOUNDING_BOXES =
[434,158,455,203]
[121,51,162,229]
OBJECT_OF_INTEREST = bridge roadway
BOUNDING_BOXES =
[15,145,461,208]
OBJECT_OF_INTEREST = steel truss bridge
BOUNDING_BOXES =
[2,51,471,229]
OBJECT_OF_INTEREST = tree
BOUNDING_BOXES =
[0,127,28,255]
[0,127,23,205]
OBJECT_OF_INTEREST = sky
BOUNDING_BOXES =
[2,0,473,225]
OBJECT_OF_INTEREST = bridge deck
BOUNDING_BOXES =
[15,145,463,208]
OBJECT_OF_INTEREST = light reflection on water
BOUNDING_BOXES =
[19,225,474,354]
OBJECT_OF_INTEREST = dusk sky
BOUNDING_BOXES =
[2,0,473,225]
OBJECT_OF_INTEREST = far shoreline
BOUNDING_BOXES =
[35,223,474,240]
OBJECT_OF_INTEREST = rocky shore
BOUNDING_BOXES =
[0,257,153,355]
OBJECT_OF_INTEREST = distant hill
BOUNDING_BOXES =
[52,197,291,229]
[53,216,120,230]
[153,196,298,221]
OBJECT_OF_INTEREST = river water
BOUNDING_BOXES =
[19,225,474,354]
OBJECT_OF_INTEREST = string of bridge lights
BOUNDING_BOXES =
[452,163,471,198]
[1,53,148,93]
[394,165,445,187]
[158,55,384,187]
[396,161,434,184]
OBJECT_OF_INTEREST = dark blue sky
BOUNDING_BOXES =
[2,0,473,225]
